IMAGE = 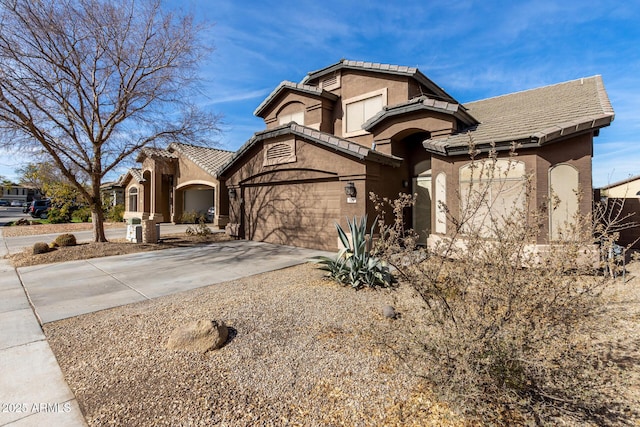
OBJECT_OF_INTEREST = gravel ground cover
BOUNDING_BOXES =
[1,222,126,237]
[44,263,462,426]
[43,261,640,426]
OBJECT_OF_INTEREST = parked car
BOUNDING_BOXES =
[206,206,215,222]
[22,201,32,213]
[29,199,51,218]
[10,200,22,207]
[0,199,9,206]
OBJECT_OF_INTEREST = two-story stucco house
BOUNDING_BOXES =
[215,60,614,250]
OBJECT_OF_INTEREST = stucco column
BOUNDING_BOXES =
[149,169,164,222]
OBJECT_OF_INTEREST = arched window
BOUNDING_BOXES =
[459,159,526,237]
[128,187,138,212]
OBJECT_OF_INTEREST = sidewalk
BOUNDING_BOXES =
[0,228,87,426]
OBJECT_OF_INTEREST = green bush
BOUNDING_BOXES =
[72,206,92,223]
[54,233,77,247]
[105,204,124,222]
[315,215,392,289]
[46,206,71,223]
[32,242,50,254]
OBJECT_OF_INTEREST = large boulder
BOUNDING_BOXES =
[166,319,229,353]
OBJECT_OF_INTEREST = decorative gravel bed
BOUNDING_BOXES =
[44,263,462,426]
[1,221,126,237]
[43,261,640,426]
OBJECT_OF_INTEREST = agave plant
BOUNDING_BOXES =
[315,215,392,289]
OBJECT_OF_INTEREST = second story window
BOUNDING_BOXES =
[278,111,304,126]
[343,88,387,136]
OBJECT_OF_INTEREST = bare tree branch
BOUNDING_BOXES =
[0,0,220,241]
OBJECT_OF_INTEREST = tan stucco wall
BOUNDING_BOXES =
[261,92,334,132]
[601,180,640,198]
[223,135,370,250]
[429,133,594,244]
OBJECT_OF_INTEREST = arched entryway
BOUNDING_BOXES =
[390,130,432,244]
[175,181,216,223]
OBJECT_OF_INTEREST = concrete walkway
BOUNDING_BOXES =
[0,226,332,425]
[0,228,87,426]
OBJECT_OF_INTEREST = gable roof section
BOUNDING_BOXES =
[218,123,402,176]
[424,75,615,155]
[135,147,178,162]
[254,81,339,117]
[363,95,479,131]
[118,168,144,186]
[301,59,458,103]
[168,142,234,178]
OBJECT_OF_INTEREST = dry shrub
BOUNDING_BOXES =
[32,241,51,255]
[54,233,77,247]
[371,146,632,425]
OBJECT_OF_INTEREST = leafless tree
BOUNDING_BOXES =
[0,0,219,241]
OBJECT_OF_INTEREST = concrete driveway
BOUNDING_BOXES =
[18,240,332,324]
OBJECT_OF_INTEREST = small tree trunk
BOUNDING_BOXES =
[91,206,108,242]
[90,177,108,242]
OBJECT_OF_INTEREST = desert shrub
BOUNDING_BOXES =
[104,204,124,222]
[315,215,392,289]
[72,206,92,223]
[32,242,50,254]
[179,210,205,224]
[185,218,212,238]
[54,233,77,247]
[370,147,629,425]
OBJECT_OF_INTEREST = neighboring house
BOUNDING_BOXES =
[124,60,614,251]
[0,182,42,203]
[100,181,125,207]
[120,143,234,226]
[598,175,640,249]
[216,59,614,251]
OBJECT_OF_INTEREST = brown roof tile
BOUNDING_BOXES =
[168,143,234,178]
[424,75,615,155]
[218,123,402,176]
[254,80,339,117]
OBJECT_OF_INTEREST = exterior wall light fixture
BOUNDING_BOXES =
[228,188,237,199]
[344,182,357,198]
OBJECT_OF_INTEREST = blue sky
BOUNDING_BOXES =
[2,0,638,188]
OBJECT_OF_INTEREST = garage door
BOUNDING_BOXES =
[243,180,341,250]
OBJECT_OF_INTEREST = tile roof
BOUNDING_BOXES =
[363,95,479,131]
[301,59,458,103]
[168,142,234,177]
[253,80,339,117]
[136,147,178,162]
[424,75,615,155]
[218,123,402,176]
[119,168,144,185]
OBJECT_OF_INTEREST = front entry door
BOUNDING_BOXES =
[413,176,432,245]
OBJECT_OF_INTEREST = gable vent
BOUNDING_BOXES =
[320,72,341,90]
[266,143,293,160]
[264,140,296,166]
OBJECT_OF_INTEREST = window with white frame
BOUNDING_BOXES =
[128,187,138,212]
[278,110,305,126]
[343,88,387,136]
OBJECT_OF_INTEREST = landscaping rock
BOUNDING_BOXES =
[166,319,228,353]
[382,305,396,319]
